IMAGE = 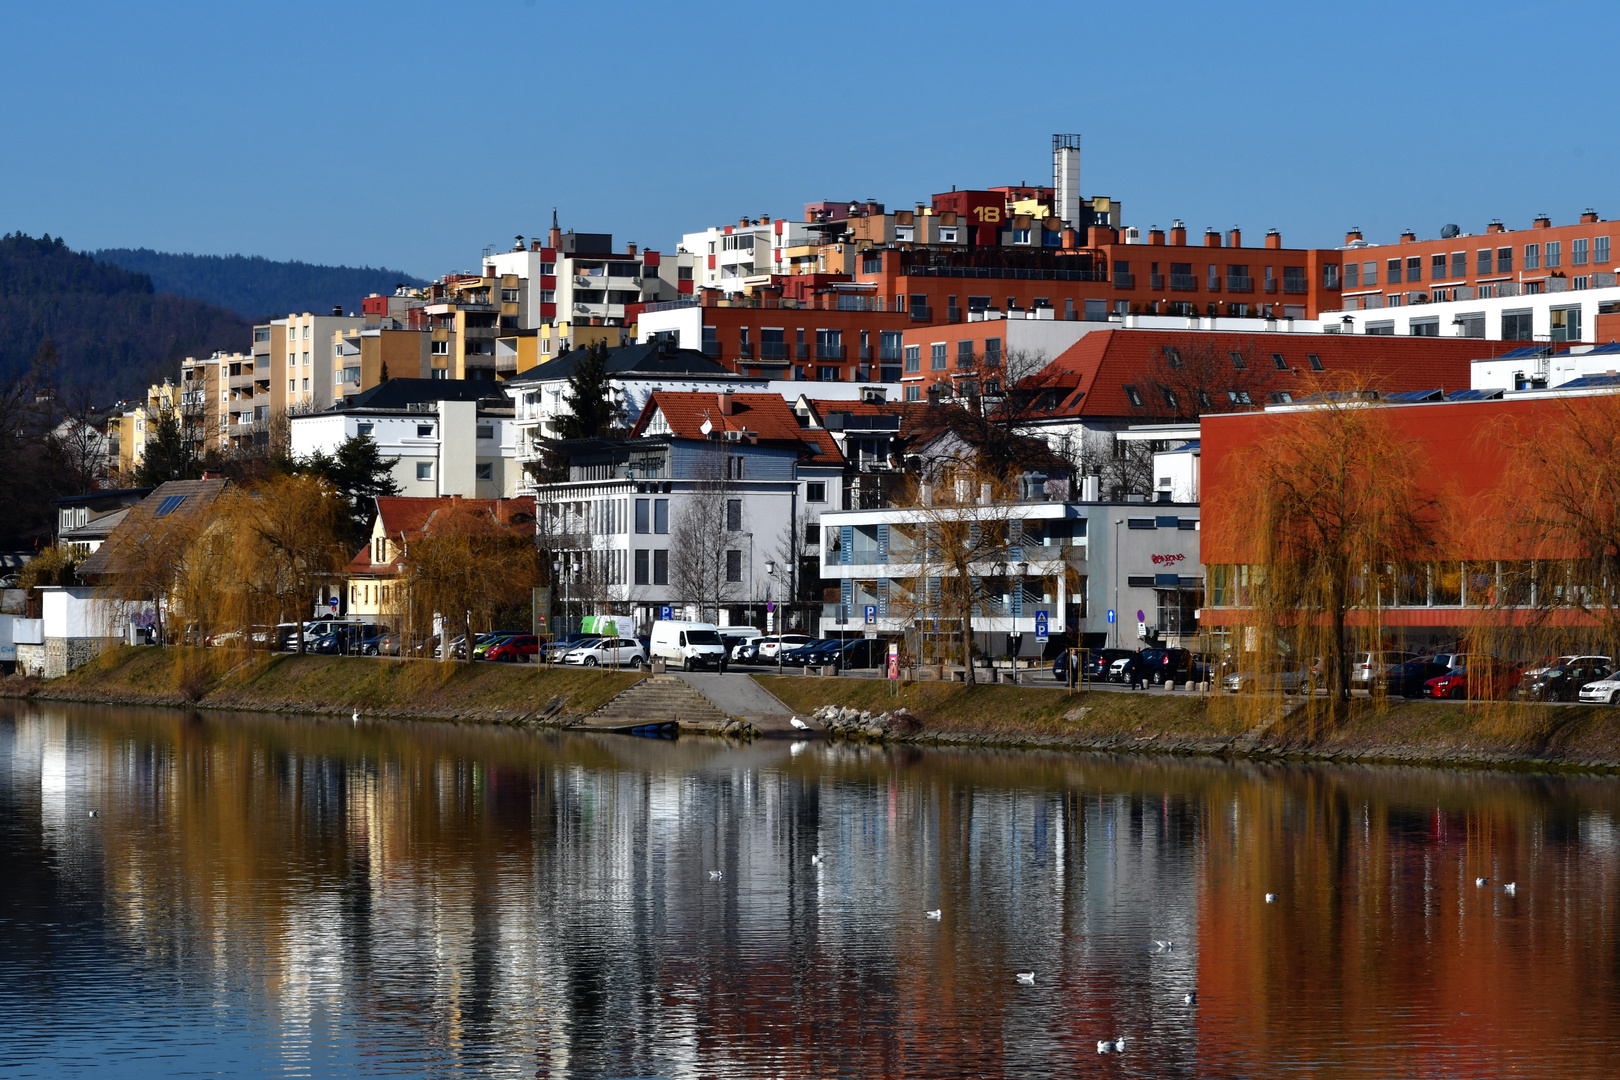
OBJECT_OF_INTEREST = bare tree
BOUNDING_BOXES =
[402,499,540,660]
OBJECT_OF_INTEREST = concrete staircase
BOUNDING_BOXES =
[582,674,730,728]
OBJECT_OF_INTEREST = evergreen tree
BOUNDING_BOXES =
[302,432,402,545]
[134,409,199,486]
[555,340,618,439]
[379,360,389,383]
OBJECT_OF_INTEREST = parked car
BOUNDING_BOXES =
[1425,652,1466,673]
[1351,651,1419,688]
[486,634,541,663]
[1082,648,1138,683]
[410,634,440,658]
[564,636,646,668]
[824,637,886,670]
[1223,659,1313,694]
[1520,657,1613,702]
[553,636,603,662]
[1578,673,1620,706]
[1423,658,1522,700]
[471,631,519,660]
[314,624,389,656]
[753,635,814,663]
[781,640,841,668]
[1137,647,1195,685]
[720,627,764,662]
[1377,659,1454,698]
[368,631,404,657]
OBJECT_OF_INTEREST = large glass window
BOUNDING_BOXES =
[654,499,669,534]
[635,499,649,533]
[1524,243,1540,270]
[1574,238,1590,266]
[653,550,668,585]
[930,343,947,370]
[904,345,920,373]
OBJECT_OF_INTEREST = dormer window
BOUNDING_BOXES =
[1124,384,1144,407]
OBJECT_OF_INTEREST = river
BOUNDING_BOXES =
[2,699,1617,1078]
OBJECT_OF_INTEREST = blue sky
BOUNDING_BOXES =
[3,1,1612,278]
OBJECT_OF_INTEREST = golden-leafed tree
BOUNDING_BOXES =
[399,500,540,660]
[1210,377,1437,718]
[227,474,348,653]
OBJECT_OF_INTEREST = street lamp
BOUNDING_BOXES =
[765,558,785,675]
[1113,518,1124,649]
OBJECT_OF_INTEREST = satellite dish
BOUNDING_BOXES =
[700,419,713,435]
[1440,224,1461,239]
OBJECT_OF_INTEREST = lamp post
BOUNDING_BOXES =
[744,531,755,630]
[765,558,785,675]
[1113,518,1124,649]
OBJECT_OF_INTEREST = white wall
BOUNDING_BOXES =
[1325,284,1620,348]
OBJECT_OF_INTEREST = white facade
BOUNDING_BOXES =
[290,406,517,499]
[1323,282,1619,349]
[1471,341,1620,391]
[487,240,684,329]
[680,219,820,294]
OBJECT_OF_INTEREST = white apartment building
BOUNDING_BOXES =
[680,216,820,294]
[289,380,518,499]
[1324,280,1619,344]
[484,227,687,331]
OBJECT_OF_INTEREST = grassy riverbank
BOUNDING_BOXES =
[756,674,1620,770]
[5,646,641,724]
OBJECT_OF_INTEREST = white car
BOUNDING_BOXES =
[564,636,647,668]
[1578,676,1620,705]
[754,635,813,662]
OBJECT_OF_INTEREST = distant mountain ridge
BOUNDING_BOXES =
[92,248,428,321]
[0,232,251,405]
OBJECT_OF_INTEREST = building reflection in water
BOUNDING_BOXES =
[1,700,1617,1078]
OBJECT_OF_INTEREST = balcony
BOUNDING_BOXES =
[1205,278,1221,293]
[1263,280,1278,294]
[947,306,962,322]
[815,344,846,360]
[859,345,872,361]
[909,305,933,321]
[1113,272,1136,289]
[1226,275,1254,293]
[1168,274,1198,291]
[1283,280,1308,295]
[795,342,811,360]
[738,342,754,358]
[759,342,788,360]
[1150,274,1165,290]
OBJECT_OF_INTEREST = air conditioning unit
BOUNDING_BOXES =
[724,429,745,443]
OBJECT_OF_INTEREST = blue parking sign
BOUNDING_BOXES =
[1034,609,1049,642]
[864,604,877,625]
[659,605,673,621]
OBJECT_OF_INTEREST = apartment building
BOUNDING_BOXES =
[270,309,365,416]
[1327,279,1620,355]
[681,215,821,293]
[1334,212,1618,313]
[289,379,518,499]
[485,221,685,333]
[896,308,1100,399]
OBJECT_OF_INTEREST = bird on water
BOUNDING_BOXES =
[1476,877,1489,887]
[352,710,360,724]
[1098,1036,1127,1054]
[1265,893,1278,903]
[1184,993,1197,1005]
[1154,939,1174,950]
[1503,881,1516,894]
[926,909,941,920]
[789,716,808,731]
[709,870,723,880]
[1015,972,1035,985]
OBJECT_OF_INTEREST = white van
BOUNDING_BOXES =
[649,620,729,671]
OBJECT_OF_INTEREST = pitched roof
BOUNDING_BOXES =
[77,479,229,579]
[345,496,536,576]
[503,341,730,384]
[1008,329,1531,422]
[630,391,843,464]
[339,378,508,410]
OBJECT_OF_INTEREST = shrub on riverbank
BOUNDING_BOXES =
[19,646,640,722]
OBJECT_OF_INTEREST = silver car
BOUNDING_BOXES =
[1224,660,1313,694]
[564,636,647,668]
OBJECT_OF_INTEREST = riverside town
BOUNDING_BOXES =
[8,29,1620,1070]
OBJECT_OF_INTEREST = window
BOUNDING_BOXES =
[1123,385,1144,407]
[1502,310,1534,340]
[726,550,742,583]
[416,462,432,480]
[957,340,974,365]
[806,482,826,503]
[1344,262,1359,288]
[475,462,492,481]
[1497,247,1513,273]
[431,339,448,354]
[1159,385,1178,409]
[1448,251,1464,279]
[416,424,435,438]
[930,343,947,370]
[634,549,649,585]
[1550,306,1582,342]
[1365,322,1395,335]
[1127,518,1155,530]
[654,499,669,534]
[939,226,957,243]
[1272,352,1288,371]
[984,337,1001,365]
[904,345,920,373]
[1229,350,1246,369]
[1012,228,1031,244]
[1477,249,1492,275]
[1323,263,1339,289]
[817,366,840,381]
[1546,241,1561,268]
[1228,389,1253,405]
[476,424,493,439]
[635,499,649,533]
[879,331,902,360]
[653,549,668,585]
[904,384,920,402]
[1575,276,1590,290]
[1433,252,1449,279]
[1387,258,1402,284]
[1163,346,1182,369]
[1457,313,1486,338]
[726,499,742,532]
[1410,318,1439,337]
[1407,256,1422,282]
[1270,391,1293,404]
[726,455,745,480]
[357,422,374,436]
[1524,243,1540,270]
[1598,236,1610,264]
[1574,238,1589,266]
[302,378,309,391]
[1363,261,1377,286]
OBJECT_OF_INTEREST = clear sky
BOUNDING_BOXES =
[3,0,1613,278]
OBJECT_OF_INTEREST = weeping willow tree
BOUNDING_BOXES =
[1211,381,1437,723]
[398,499,540,661]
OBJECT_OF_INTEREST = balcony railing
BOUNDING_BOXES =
[947,306,962,322]
[1206,278,1221,292]
[909,305,933,321]
[1150,274,1165,290]
[1113,272,1135,289]
[815,344,846,360]
[795,343,811,360]
[1169,274,1198,291]
[1283,280,1308,295]
[1263,280,1278,294]
[858,345,872,361]
[759,342,788,359]
[738,342,754,358]
[1226,275,1254,292]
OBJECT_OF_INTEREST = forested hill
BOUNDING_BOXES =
[0,232,251,405]
[93,248,428,320]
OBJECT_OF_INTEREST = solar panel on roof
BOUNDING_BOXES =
[153,495,186,518]
[1382,389,1444,403]
[1443,388,1505,401]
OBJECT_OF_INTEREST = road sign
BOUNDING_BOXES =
[864,604,877,626]
[887,641,899,680]
[1136,609,1145,623]
[1034,609,1049,643]
[658,605,673,621]
[328,596,339,610]
[1106,609,1116,625]
[766,601,775,613]
[1138,621,1148,640]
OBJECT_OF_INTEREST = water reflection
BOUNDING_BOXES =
[1,700,1617,1077]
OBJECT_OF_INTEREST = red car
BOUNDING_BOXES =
[1423,659,1521,700]
[485,634,540,663]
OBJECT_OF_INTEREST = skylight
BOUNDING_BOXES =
[154,495,186,518]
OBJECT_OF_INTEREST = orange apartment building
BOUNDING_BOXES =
[1333,210,1619,311]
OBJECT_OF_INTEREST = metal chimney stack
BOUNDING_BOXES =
[1052,134,1082,229]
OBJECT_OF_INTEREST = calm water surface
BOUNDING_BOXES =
[2,699,1618,1078]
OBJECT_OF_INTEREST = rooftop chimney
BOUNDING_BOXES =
[1582,208,1600,223]
[1399,230,1417,243]
[1170,220,1187,246]
[1534,215,1552,229]
[1265,228,1282,249]
[1204,227,1222,247]
[1487,219,1506,233]
[332,305,342,316]
[1149,227,1165,246]
[1345,227,1364,244]
[627,242,638,256]
[740,216,750,228]
[717,391,733,415]
[514,235,525,251]
[1227,227,1242,248]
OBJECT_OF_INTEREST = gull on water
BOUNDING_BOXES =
[1015,972,1035,985]
[709,870,723,880]
[810,853,822,865]
[1153,940,1174,950]
[1097,1036,1127,1054]
[352,710,360,723]
[1475,877,1489,887]
[1503,881,1517,894]
[88,810,98,818]
[1265,893,1278,903]
[1184,993,1197,1005]
[926,909,942,920]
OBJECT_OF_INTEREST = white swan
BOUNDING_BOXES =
[1503,881,1516,894]
[790,716,808,731]
[352,710,360,724]
[926,909,942,920]
[1015,972,1035,985]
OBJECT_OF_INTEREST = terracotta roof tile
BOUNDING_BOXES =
[632,391,843,464]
